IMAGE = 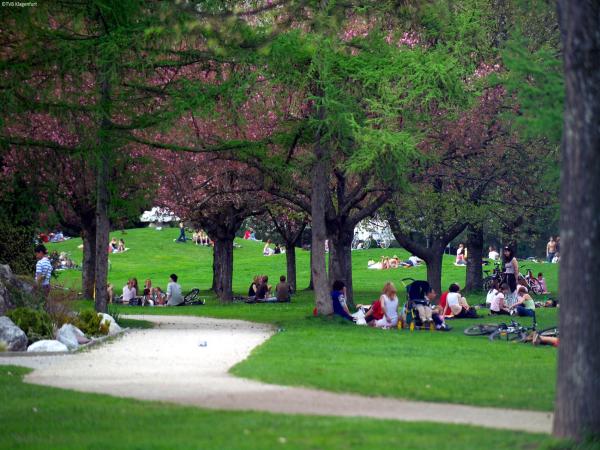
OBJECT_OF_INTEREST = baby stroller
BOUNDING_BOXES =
[400,278,435,330]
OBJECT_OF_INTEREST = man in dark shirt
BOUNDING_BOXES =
[275,275,291,302]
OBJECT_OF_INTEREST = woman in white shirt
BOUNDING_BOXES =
[372,282,399,329]
[490,283,511,315]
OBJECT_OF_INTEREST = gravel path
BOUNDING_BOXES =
[0,315,553,434]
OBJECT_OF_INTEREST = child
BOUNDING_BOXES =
[537,273,549,294]
[490,283,511,315]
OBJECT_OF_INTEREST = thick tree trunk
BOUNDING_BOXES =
[465,225,484,293]
[213,237,234,302]
[93,149,110,313]
[311,143,332,315]
[554,1,600,440]
[285,244,297,292]
[424,246,444,297]
[81,222,96,299]
[328,231,354,305]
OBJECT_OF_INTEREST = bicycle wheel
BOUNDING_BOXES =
[183,288,200,303]
[539,326,559,338]
[482,276,495,291]
[489,329,524,341]
[464,324,499,336]
[528,278,544,295]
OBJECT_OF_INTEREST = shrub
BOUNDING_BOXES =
[74,310,107,337]
[6,281,45,310]
[6,307,53,343]
[0,217,36,276]
[45,287,78,328]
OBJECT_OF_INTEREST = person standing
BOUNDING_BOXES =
[34,244,53,297]
[502,247,519,307]
[176,222,187,243]
[546,236,557,263]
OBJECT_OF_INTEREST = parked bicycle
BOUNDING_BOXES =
[519,267,544,295]
[482,261,504,291]
[463,313,551,342]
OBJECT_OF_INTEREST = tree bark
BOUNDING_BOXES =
[554,1,600,440]
[425,248,444,297]
[93,148,110,313]
[465,225,484,293]
[213,237,234,302]
[328,230,354,305]
[311,141,332,314]
[81,221,96,300]
[285,244,297,292]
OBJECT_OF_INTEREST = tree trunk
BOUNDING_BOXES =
[465,225,484,293]
[81,222,96,299]
[93,149,110,313]
[554,1,600,440]
[213,237,234,302]
[311,140,332,315]
[328,231,354,305]
[307,247,314,290]
[424,246,444,297]
[285,244,297,292]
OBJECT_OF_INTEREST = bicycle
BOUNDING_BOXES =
[519,267,544,295]
[463,313,541,342]
[482,261,504,291]
[181,288,205,306]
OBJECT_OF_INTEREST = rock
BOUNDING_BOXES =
[0,316,28,351]
[98,313,122,336]
[56,323,88,350]
[0,264,35,315]
[27,339,69,353]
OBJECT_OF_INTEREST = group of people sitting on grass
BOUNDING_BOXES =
[263,240,284,256]
[330,280,452,331]
[367,255,423,270]
[109,274,183,306]
[108,238,127,253]
[248,274,292,302]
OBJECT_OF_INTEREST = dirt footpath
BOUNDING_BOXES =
[0,315,553,434]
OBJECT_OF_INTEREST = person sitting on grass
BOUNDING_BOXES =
[117,238,126,252]
[510,286,536,317]
[331,280,353,321]
[537,272,549,294]
[248,275,260,299]
[455,243,467,265]
[166,273,184,306]
[446,283,478,318]
[275,275,292,302]
[356,298,384,324]
[122,279,136,304]
[490,283,511,315]
[256,276,277,302]
[485,280,500,309]
[109,238,118,253]
[370,282,399,329]
[263,239,274,256]
[410,284,450,331]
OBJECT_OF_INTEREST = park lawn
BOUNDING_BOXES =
[48,228,559,412]
[0,365,563,450]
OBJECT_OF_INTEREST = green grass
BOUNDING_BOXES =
[0,365,563,450]
[48,227,559,411]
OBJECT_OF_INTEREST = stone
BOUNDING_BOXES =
[98,313,122,336]
[27,339,69,353]
[0,264,35,315]
[56,323,88,350]
[0,316,28,351]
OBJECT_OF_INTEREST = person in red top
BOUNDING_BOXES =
[363,299,384,323]
[438,291,452,316]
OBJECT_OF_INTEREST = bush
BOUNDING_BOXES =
[6,307,53,344]
[0,217,36,276]
[75,310,106,337]
[45,287,78,328]
[6,281,45,310]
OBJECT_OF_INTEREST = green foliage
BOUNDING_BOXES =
[502,33,564,144]
[6,282,45,310]
[6,307,53,344]
[74,310,104,337]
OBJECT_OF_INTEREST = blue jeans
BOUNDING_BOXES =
[516,305,535,317]
[547,252,555,263]
[177,228,186,242]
